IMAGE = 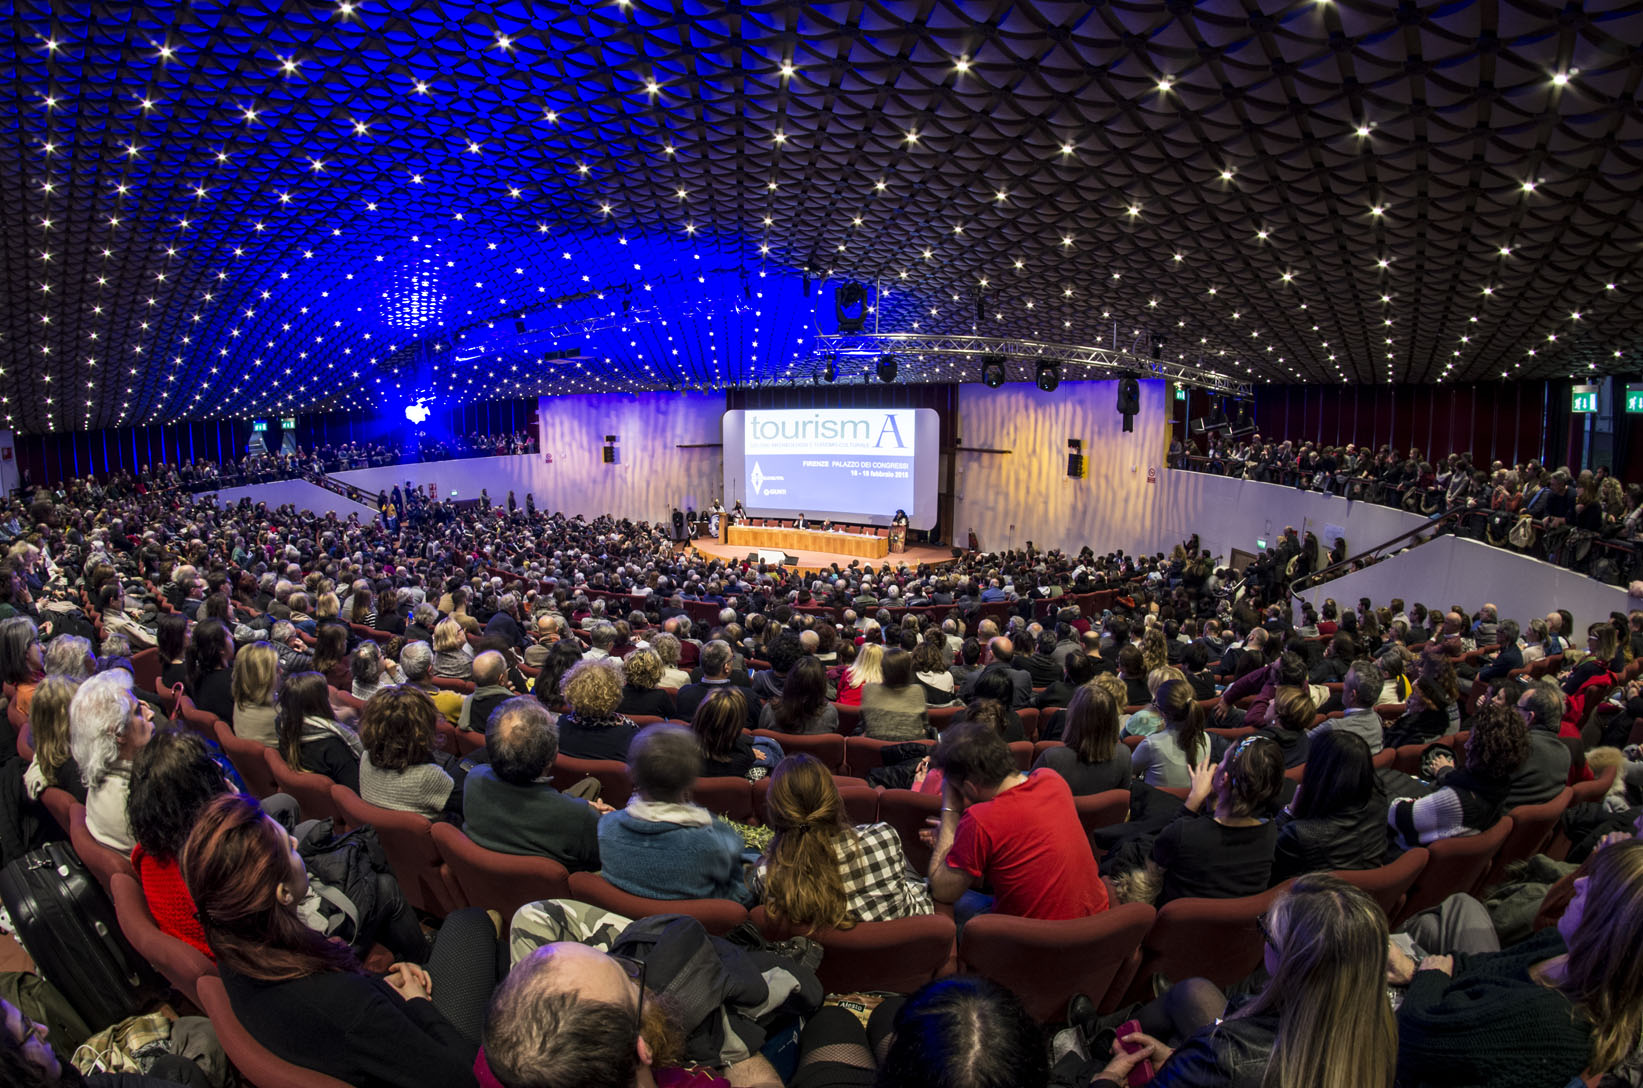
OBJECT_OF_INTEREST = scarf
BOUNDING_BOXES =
[301,714,363,759]
[625,798,712,827]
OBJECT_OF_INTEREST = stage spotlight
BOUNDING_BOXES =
[876,353,898,383]
[834,281,867,333]
[1151,334,1166,361]
[1035,360,1060,392]
[980,354,1007,387]
[1117,374,1141,433]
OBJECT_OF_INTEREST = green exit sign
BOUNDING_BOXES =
[1174,385,1186,402]
[1626,386,1643,414]
[251,420,267,432]
[1571,386,1599,414]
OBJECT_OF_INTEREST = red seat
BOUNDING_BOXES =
[1331,847,1429,920]
[108,873,215,1007]
[844,735,933,777]
[549,756,632,804]
[175,696,222,743]
[1394,817,1515,925]
[1372,747,1398,770]
[429,676,474,695]
[1074,789,1131,839]
[1126,884,1289,1002]
[879,789,941,872]
[1550,767,1618,859]
[566,871,748,935]
[262,749,339,823]
[328,785,464,916]
[1008,741,1034,772]
[16,721,32,761]
[750,906,956,994]
[38,786,75,835]
[212,720,279,799]
[1018,708,1040,742]
[68,802,136,893]
[430,822,572,928]
[959,903,1157,1020]
[751,779,880,826]
[196,975,353,1088]
[1485,788,1573,888]
[1391,742,1432,776]
[753,730,847,774]
[835,704,862,735]
[692,777,756,824]
[328,688,367,715]
[131,647,162,694]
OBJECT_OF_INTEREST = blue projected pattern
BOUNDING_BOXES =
[2,1,1640,434]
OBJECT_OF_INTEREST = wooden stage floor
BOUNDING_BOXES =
[690,538,958,574]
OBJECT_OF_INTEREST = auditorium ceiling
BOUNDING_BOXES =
[2,0,1641,432]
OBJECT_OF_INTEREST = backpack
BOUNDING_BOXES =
[1508,516,1538,550]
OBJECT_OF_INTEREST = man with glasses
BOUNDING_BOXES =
[1504,680,1575,808]
[478,942,783,1088]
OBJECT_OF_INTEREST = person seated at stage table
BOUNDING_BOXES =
[794,513,809,530]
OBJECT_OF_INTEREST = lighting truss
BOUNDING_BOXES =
[812,333,1253,396]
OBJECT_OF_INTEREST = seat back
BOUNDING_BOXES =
[212,720,279,799]
[38,785,76,835]
[751,779,880,826]
[1008,741,1034,772]
[1394,817,1515,925]
[108,873,215,1007]
[1131,884,1288,1001]
[835,704,862,735]
[960,903,1157,1020]
[1331,847,1429,920]
[131,647,162,694]
[195,975,354,1088]
[566,871,747,935]
[1073,789,1131,839]
[1017,708,1040,742]
[262,749,339,823]
[175,696,222,742]
[753,730,847,774]
[879,789,942,872]
[692,777,756,824]
[68,802,136,893]
[430,676,475,695]
[430,822,571,927]
[844,736,933,777]
[750,906,956,994]
[328,785,464,915]
[1486,788,1573,888]
[550,756,632,804]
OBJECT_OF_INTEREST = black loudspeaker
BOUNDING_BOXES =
[602,446,615,463]
[783,553,799,565]
[604,434,617,442]
[1067,453,1086,478]
[746,552,759,563]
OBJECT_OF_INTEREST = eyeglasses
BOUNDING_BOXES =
[611,954,646,1031]
[1255,912,1279,951]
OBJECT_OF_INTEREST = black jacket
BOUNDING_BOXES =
[1093,1007,1280,1088]
[1271,792,1392,884]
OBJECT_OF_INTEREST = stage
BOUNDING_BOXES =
[689,537,958,575]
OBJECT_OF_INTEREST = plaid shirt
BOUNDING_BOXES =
[752,821,932,923]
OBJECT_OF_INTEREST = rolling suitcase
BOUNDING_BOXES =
[0,841,161,1029]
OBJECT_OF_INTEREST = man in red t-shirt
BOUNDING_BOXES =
[927,720,1108,920]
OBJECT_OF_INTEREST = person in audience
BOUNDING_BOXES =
[1272,731,1390,883]
[758,655,838,734]
[674,638,755,726]
[230,640,280,747]
[183,618,235,723]
[21,675,84,803]
[310,622,351,692]
[350,640,399,702]
[1121,665,1186,739]
[1131,679,1213,788]
[751,753,932,929]
[183,794,498,1087]
[464,696,607,868]
[835,642,883,708]
[1254,685,1315,768]
[615,648,677,720]
[1389,703,1526,847]
[69,669,155,851]
[554,657,640,761]
[1504,678,1575,807]
[647,631,692,689]
[1022,630,1062,688]
[961,670,1028,742]
[276,670,362,792]
[156,611,189,692]
[1090,875,1396,1088]
[928,720,1108,920]
[1395,839,1643,1088]
[860,647,931,741]
[1565,621,1625,698]
[432,617,476,679]
[750,631,802,702]
[478,941,785,1088]
[1309,659,1386,754]
[1477,618,1525,684]
[1181,641,1219,701]
[1145,735,1285,904]
[401,639,465,723]
[1033,647,1098,711]
[43,636,94,681]
[458,650,514,733]
[358,685,462,820]
[689,686,770,779]
[1116,644,1152,706]
[1383,678,1451,748]
[912,637,961,707]
[1031,684,1132,795]
[960,637,1033,709]
[597,723,750,902]
[0,993,207,1086]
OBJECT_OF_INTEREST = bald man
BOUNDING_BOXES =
[958,636,1033,708]
[480,942,782,1088]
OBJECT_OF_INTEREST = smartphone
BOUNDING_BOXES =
[1114,1019,1154,1087]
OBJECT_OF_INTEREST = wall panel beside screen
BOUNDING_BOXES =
[721,408,940,529]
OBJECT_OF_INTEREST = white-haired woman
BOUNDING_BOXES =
[68,670,157,852]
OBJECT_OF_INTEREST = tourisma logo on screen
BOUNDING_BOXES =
[745,410,911,498]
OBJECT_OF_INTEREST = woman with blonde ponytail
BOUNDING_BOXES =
[1093,874,1396,1088]
[751,754,931,932]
